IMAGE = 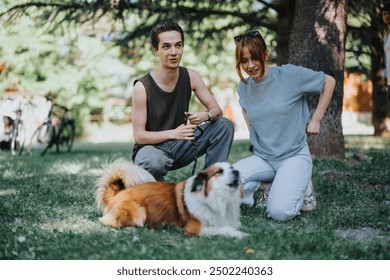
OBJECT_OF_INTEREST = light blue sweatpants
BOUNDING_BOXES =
[233,144,312,221]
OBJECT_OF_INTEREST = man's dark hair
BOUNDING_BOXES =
[383,2,390,11]
[150,21,184,49]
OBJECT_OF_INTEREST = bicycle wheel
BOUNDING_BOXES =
[10,121,26,156]
[29,123,55,155]
[56,122,75,153]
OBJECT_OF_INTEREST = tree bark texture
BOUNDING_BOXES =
[369,4,390,136]
[371,38,390,137]
[289,0,347,158]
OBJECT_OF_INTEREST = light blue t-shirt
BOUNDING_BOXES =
[237,64,325,161]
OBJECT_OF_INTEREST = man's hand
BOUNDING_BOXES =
[172,124,196,140]
[185,112,208,126]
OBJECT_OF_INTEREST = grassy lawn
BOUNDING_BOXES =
[0,136,389,260]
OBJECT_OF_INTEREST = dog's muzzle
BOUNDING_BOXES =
[228,169,240,188]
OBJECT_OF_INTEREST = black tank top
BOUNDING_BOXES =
[132,67,192,158]
[134,66,191,131]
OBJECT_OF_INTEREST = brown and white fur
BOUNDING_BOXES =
[95,159,247,238]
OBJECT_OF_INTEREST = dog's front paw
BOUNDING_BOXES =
[200,226,249,238]
[99,214,119,228]
[232,230,249,239]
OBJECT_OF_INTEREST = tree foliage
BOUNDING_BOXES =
[1,0,389,155]
[0,7,131,133]
[1,1,386,76]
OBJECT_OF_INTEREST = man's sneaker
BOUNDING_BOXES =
[255,182,271,209]
[301,179,317,212]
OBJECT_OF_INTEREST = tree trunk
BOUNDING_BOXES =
[369,7,390,137]
[274,0,296,65]
[289,0,347,158]
[371,48,390,137]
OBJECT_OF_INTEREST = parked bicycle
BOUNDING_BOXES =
[10,106,26,155]
[0,98,27,156]
[28,101,75,156]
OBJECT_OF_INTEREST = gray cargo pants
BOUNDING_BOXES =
[133,117,234,180]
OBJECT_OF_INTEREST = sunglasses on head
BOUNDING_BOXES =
[234,30,261,44]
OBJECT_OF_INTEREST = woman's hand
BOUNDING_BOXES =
[306,119,321,136]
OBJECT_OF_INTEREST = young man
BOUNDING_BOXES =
[382,2,390,111]
[130,21,234,180]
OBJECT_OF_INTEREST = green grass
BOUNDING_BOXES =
[0,136,389,260]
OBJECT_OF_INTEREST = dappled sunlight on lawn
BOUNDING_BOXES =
[48,161,84,175]
[37,216,103,234]
[1,166,37,182]
[88,167,105,177]
[0,188,17,196]
[2,168,15,179]
[43,157,109,178]
[345,135,390,150]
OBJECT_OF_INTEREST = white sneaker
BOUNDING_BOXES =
[255,182,271,208]
[301,179,317,212]
[255,191,268,208]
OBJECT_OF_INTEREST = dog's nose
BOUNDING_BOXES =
[232,169,239,177]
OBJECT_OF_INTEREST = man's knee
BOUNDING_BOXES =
[134,147,172,179]
[217,117,234,132]
[209,117,234,140]
[136,153,162,169]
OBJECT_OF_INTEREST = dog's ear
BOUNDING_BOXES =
[113,179,126,190]
[191,172,207,192]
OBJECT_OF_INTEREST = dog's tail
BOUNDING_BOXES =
[95,159,156,209]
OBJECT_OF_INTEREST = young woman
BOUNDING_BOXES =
[233,31,336,221]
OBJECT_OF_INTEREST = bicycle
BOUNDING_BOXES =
[29,101,75,156]
[0,98,27,156]
[10,106,26,156]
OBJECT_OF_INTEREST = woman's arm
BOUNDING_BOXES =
[306,74,336,136]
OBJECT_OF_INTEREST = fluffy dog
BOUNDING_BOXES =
[95,159,247,238]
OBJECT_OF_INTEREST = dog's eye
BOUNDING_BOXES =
[216,168,224,174]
